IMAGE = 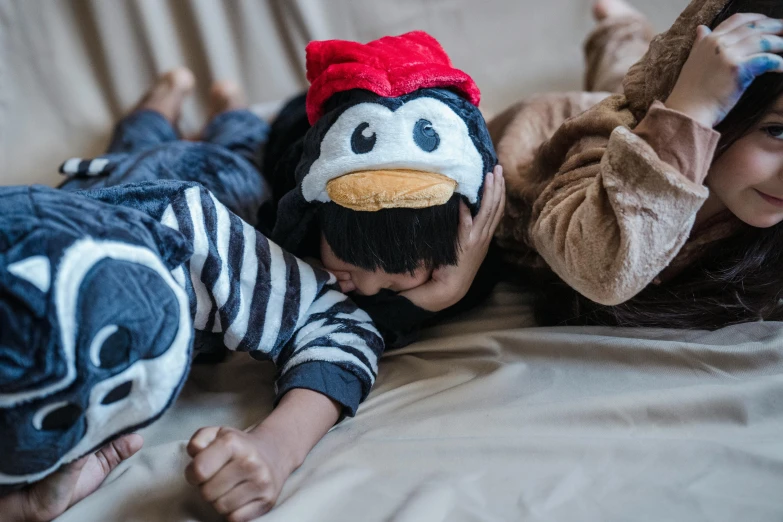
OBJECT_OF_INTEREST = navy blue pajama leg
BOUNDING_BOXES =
[106,110,179,154]
[201,110,270,173]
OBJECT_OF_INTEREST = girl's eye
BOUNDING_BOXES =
[764,125,783,140]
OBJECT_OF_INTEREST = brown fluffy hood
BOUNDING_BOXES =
[623,0,729,119]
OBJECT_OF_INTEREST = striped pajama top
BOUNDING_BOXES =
[82,180,384,415]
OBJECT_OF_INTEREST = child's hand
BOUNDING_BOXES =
[2,434,143,522]
[666,14,783,127]
[401,165,505,312]
[185,426,290,522]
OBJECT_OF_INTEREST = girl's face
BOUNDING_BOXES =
[708,96,783,228]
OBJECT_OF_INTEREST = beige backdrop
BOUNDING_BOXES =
[0,0,688,187]
[10,3,782,522]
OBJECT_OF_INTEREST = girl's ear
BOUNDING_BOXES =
[0,254,51,318]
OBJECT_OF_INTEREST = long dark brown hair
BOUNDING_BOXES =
[534,0,783,329]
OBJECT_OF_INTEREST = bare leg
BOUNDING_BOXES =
[592,0,642,21]
[584,0,654,93]
[207,80,247,121]
[107,67,196,154]
[200,80,270,172]
[134,67,195,124]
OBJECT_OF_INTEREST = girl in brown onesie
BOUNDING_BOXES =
[491,0,783,328]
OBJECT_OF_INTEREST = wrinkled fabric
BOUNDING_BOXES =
[55,285,783,522]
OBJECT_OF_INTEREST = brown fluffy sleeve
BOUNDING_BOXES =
[527,95,719,305]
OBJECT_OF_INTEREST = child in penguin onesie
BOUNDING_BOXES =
[265,31,507,348]
[0,70,383,522]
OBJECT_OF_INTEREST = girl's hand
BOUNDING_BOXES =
[665,13,783,127]
[401,165,505,312]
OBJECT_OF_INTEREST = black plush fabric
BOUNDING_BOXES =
[265,89,502,348]
[271,88,497,257]
[0,186,194,489]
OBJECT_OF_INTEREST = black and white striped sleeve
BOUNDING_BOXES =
[158,184,383,415]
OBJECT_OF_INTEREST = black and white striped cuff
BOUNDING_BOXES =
[59,157,113,177]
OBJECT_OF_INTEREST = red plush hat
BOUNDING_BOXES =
[305,31,481,124]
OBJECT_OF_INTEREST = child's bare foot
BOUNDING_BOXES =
[208,80,247,119]
[592,0,641,21]
[135,67,195,124]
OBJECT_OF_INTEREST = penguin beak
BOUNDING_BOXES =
[326,169,457,212]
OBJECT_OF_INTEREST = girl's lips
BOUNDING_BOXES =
[755,189,783,208]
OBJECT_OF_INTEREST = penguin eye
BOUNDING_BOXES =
[351,122,376,154]
[413,119,440,153]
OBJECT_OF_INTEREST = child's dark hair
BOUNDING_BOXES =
[319,195,461,274]
[534,0,783,329]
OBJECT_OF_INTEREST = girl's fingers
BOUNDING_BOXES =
[734,54,783,93]
[714,13,770,35]
[722,17,783,43]
[695,25,712,44]
[743,54,783,78]
[735,34,783,55]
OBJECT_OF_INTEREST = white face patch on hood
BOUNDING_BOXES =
[301,96,485,205]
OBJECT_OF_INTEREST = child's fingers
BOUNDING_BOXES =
[489,175,506,235]
[185,431,236,486]
[735,34,783,56]
[480,166,504,237]
[474,170,497,229]
[722,17,783,43]
[743,54,783,78]
[214,481,272,517]
[227,499,273,522]
[458,200,473,233]
[695,25,712,44]
[187,426,221,457]
[198,459,248,503]
[713,13,769,35]
[93,434,144,476]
